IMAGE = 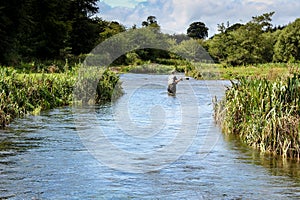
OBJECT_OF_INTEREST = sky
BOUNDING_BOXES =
[97,0,300,37]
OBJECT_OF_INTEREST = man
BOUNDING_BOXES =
[167,69,183,96]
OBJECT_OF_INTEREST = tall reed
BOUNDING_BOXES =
[214,74,300,159]
[0,67,122,128]
[73,67,123,105]
[0,68,76,127]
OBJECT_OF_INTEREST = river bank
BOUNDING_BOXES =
[213,74,300,159]
[0,66,122,128]
[1,74,300,199]
[186,62,299,80]
[112,62,298,80]
[1,62,299,161]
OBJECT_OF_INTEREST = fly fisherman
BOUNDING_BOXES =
[167,69,183,96]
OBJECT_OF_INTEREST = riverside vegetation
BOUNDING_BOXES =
[0,65,122,128]
[213,68,300,159]
[2,1,300,162]
[118,61,300,160]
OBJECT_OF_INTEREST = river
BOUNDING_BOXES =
[0,73,300,199]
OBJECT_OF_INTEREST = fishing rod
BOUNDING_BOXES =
[179,77,190,81]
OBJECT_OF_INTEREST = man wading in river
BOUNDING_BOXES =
[167,69,183,96]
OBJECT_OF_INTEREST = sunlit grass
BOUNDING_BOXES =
[0,66,122,128]
[186,62,299,80]
[214,74,300,159]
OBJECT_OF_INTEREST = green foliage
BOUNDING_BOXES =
[0,67,75,127]
[0,66,122,127]
[0,0,29,64]
[251,12,275,31]
[187,22,209,39]
[73,67,123,105]
[155,58,188,66]
[226,24,274,65]
[124,52,143,66]
[208,12,277,66]
[142,16,160,31]
[125,64,174,74]
[25,0,72,59]
[2,5,300,70]
[107,27,174,66]
[70,17,100,55]
[273,18,300,62]
[169,33,190,44]
[171,39,211,62]
[207,32,231,63]
[214,75,300,158]
[0,0,102,64]
[98,21,126,43]
[96,70,123,103]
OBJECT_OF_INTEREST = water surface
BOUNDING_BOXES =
[0,73,300,199]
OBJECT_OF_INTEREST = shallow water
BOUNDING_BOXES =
[0,73,300,199]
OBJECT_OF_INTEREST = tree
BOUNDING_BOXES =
[172,39,210,62]
[226,25,274,65]
[70,17,100,55]
[208,12,276,66]
[0,0,129,64]
[131,27,170,62]
[187,22,209,39]
[105,27,172,65]
[142,16,160,30]
[98,21,126,43]
[24,0,72,59]
[226,23,243,33]
[169,34,190,44]
[207,32,233,63]
[0,0,30,64]
[68,0,99,55]
[251,11,275,32]
[217,22,229,34]
[216,22,243,34]
[273,18,300,62]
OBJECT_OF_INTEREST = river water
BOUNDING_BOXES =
[1,73,300,199]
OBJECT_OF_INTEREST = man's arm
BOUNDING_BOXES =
[175,77,183,83]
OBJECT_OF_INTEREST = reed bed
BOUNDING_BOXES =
[214,74,300,159]
[73,67,123,104]
[120,63,174,74]
[0,67,122,128]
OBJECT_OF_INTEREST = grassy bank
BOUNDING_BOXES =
[0,66,122,128]
[113,62,297,80]
[186,62,298,80]
[214,75,300,159]
[110,63,183,74]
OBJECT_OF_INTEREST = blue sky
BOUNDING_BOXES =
[97,0,300,37]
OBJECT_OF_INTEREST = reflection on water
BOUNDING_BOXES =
[0,73,299,199]
[225,134,300,183]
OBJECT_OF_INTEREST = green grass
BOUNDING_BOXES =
[0,68,74,127]
[110,63,175,74]
[0,66,122,128]
[214,74,300,159]
[186,62,299,80]
[109,62,297,80]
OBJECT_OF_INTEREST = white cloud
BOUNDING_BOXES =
[100,0,147,8]
[97,0,300,36]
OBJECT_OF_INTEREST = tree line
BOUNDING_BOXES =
[1,1,299,67]
[0,0,125,65]
[207,12,300,66]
